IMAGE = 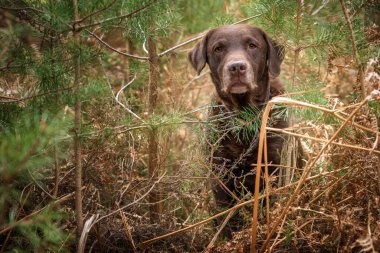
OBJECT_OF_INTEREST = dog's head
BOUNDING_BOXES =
[189,24,284,106]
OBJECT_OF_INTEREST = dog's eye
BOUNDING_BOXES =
[248,43,256,49]
[214,46,223,53]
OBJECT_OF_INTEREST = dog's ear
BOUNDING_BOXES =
[262,31,284,77]
[188,32,209,75]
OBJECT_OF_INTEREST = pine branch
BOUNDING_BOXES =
[0,5,43,13]
[76,0,158,31]
[73,0,117,25]
[351,0,370,18]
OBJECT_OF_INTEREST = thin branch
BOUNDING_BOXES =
[76,0,158,31]
[205,210,237,252]
[88,13,263,60]
[231,13,263,25]
[0,86,75,103]
[351,0,370,18]
[73,0,117,25]
[115,74,146,123]
[157,13,263,58]
[77,214,99,253]
[0,5,43,13]
[88,30,148,60]
[72,0,83,241]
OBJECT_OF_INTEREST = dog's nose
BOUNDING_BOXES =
[228,61,247,74]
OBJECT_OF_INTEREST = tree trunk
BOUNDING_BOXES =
[147,35,161,221]
[72,0,83,243]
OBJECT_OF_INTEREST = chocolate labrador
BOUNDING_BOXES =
[188,24,288,236]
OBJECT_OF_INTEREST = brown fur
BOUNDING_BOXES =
[189,24,288,236]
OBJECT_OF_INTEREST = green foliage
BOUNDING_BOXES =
[231,106,262,144]
[14,206,69,252]
[244,0,377,65]
[0,112,72,251]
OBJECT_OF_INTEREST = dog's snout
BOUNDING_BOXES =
[227,61,247,74]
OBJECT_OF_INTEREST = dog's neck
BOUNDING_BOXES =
[212,72,271,111]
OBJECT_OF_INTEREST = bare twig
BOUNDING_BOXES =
[115,74,146,123]
[88,13,263,61]
[118,206,138,253]
[88,30,149,60]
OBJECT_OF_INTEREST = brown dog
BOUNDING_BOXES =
[188,24,288,236]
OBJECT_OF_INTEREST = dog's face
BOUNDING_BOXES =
[189,24,283,103]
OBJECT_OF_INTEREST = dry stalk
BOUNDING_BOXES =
[118,205,138,253]
[270,220,313,251]
[141,165,346,246]
[256,97,370,253]
[266,127,380,155]
[250,93,272,252]
[264,135,271,231]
